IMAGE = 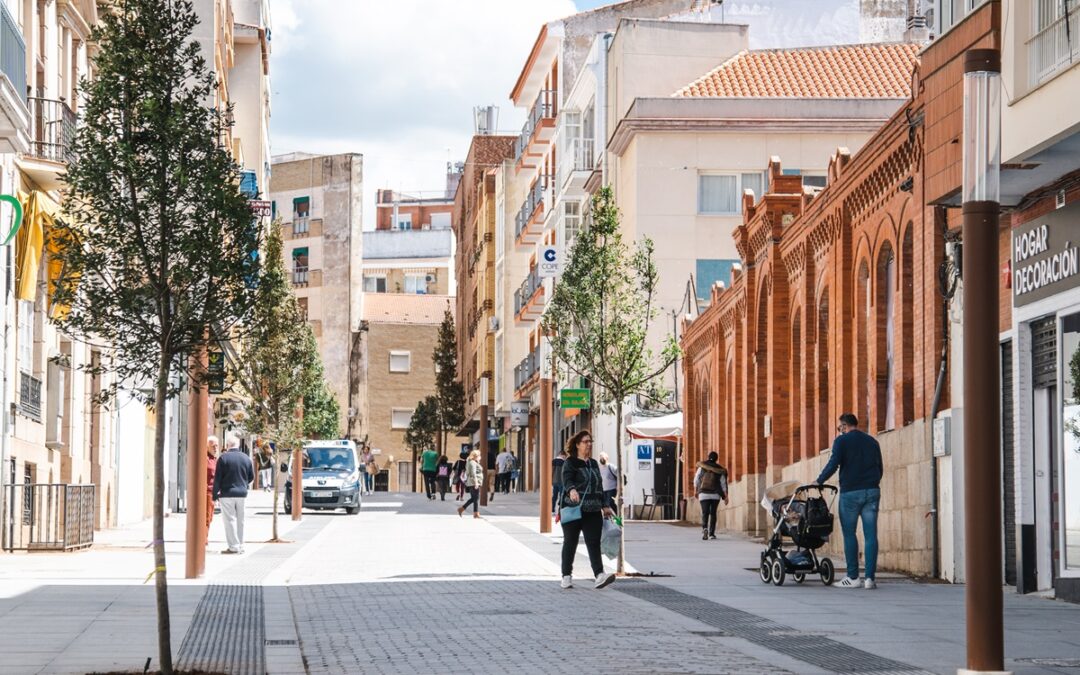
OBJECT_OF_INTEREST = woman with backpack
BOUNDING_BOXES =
[436,455,451,501]
[559,430,616,590]
[694,451,729,540]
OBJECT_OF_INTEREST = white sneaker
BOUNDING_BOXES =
[560,576,573,589]
[864,578,877,589]
[594,572,615,589]
[836,576,861,588]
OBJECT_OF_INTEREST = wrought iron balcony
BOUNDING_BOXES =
[292,265,309,286]
[27,97,77,165]
[514,89,556,167]
[514,177,548,245]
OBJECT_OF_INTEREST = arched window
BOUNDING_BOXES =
[856,260,871,428]
[790,308,802,462]
[817,289,830,452]
[901,226,915,423]
[755,287,769,475]
[876,242,896,431]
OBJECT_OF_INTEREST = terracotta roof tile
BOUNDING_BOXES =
[673,43,920,99]
[362,293,453,325]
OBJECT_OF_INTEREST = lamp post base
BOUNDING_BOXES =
[958,669,1012,675]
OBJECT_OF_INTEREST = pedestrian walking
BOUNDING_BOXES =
[205,435,220,545]
[816,413,884,589]
[598,452,619,507]
[452,451,468,501]
[456,449,485,519]
[256,441,274,491]
[694,451,729,540]
[436,454,451,500]
[360,447,375,495]
[552,447,567,515]
[420,447,439,500]
[212,432,254,555]
[365,456,379,494]
[496,447,514,494]
[559,430,616,590]
[486,445,498,502]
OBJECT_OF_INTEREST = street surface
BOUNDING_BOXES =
[0,490,1078,674]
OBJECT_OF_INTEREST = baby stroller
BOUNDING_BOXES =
[759,481,838,586]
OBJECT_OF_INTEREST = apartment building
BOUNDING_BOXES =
[361,293,451,492]
[270,153,363,439]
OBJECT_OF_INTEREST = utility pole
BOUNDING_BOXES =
[184,345,208,579]
[479,376,489,506]
[960,48,1004,674]
[539,338,553,533]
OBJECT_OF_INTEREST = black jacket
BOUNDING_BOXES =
[561,457,610,512]
[213,449,254,500]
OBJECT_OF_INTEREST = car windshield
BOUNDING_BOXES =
[303,447,355,472]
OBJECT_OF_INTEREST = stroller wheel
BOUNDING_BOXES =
[771,557,786,586]
[819,557,836,586]
[759,554,773,584]
[793,572,805,584]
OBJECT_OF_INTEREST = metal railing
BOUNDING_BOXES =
[3,484,95,551]
[514,177,548,240]
[514,89,556,162]
[292,266,309,286]
[514,345,542,391]
[0,2,26,105]
[292,216,310,236]
[559,136,596,188]
[514,267,541,316]
[28,97,77,164]
[19,372,42,421]
[1028,6,1080,85]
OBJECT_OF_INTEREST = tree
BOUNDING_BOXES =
[433,307,465,455]
[302,371,341,440]
[234,226,322,542]
[405,396,439,492]
[49,2,259,671]
[542,186,679,574]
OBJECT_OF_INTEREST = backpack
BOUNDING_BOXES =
[437,464,449,478]
[699,465,726,494]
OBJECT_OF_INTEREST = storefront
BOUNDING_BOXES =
[1011,201,1080,602]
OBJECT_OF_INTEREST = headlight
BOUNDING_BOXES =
[342,480,359,491]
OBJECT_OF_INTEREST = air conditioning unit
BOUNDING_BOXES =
[425,273,436,283]
[488,316,500,332]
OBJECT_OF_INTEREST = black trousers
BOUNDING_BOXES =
[422,471,436,498]
[462,487,480,513]
[561,510,604,577]
[701,498,720,535]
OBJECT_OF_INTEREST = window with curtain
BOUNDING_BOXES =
[293,196,310,218]
[363,275,386,293]
[405,274,427,294]
[699,173,764,215]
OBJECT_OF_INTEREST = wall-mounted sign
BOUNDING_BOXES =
[538,245,560,278]
[250,200,273,218]
[207,350,225,374]
[1013,202,1080,307]
[636,443,653,461]
[510,400,530,427]
[559,388,590,409]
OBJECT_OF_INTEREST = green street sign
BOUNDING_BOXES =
[208,373,225,395]
[207,350,225,374]
[560,388,590,409]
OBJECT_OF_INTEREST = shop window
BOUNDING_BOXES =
[1060,312,1080,571]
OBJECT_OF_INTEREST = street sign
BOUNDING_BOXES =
[250,200,273,217]
[559,388,590,409]
[207,350,225,374]
[208,374,225,395]
[510,400,530,427]
[538,245,560,278]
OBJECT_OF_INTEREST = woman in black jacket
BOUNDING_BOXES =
[559,430,615,590]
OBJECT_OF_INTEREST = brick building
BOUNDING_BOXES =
[680,59,944,575]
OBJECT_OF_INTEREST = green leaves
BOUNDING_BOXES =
[543,186,679,412]
[405,396,440,454]
[434,307,465,443]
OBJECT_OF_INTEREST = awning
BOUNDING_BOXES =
[14,190,59,301]
[626,412,683,442]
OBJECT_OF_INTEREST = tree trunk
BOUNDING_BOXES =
[153,354,174,674]
[615,399,625,575]
[411,448,418,492]
[271,443,279,541]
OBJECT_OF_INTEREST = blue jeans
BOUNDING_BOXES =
[839,488,880,580]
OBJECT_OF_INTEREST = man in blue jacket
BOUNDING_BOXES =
[212,433,254,554]
[816,413,883,589]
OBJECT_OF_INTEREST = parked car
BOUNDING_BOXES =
[285,440,362,515]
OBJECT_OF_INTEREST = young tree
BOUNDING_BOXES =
[49,1,259,671]
[234,226,321,542]
[405,396,439,492]
[302,372,341,440]
[433,307,465,455]
[542,186,679,574]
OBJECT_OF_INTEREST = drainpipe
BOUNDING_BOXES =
[928,309,948,580]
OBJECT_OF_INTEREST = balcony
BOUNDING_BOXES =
[514,345,541,393]
[19,97,77,191]
[18,372,42,421]
[1028,8,1080,86]
[292,267,321,288]
[0,2,28,154]
[558,137,596,193]
[514,89,556,169]
[514,177,549,247]
[514,267,546,323]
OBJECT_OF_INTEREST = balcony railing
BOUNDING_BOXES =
[514,346,541,391]
[292,266,309,286]
[18,372,42,421]
[514,89,556,163]
[514,267,541,316]
[293,216,310,236]
[514,177,548,241]
[1028,8,1080,85]
[559,137,596,189]
[28,97,77,164]
[0,2,26,106]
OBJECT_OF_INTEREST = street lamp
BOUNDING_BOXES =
[960,48,1005,675]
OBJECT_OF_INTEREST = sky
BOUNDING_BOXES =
[267,0,609,223]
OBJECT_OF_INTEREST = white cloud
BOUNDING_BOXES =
[267,0,577,224]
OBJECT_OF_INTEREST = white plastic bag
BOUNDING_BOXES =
[600,518,622,558]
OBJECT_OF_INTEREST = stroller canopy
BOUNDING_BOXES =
[761,480,802,511]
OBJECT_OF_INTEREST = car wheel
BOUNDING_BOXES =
[346,505,360,515]
[819,557,835,586]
